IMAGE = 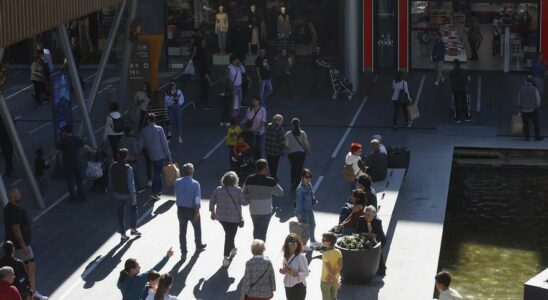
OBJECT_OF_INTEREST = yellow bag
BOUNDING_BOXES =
[163,163,180,186]
[510,114,523,136]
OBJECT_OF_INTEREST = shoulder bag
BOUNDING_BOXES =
[224,187,244,227]
[245,106,261,129]
[291,131,306,153]
[249,260,271,292]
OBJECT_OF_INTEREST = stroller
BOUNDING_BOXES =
[231,131,256,183]
[329,68,354,100]
[87,151,111,193]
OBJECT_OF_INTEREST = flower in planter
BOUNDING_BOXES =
[336,233,378,251]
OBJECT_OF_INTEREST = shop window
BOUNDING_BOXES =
[410,1,539,71]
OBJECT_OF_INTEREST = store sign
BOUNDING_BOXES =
[378,32,394,47]
[52,74,72,142]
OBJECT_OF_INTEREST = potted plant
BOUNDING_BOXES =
[335,233,381,284]
[386,145,410,169]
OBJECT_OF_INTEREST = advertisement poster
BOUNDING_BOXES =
[52,74,72,143]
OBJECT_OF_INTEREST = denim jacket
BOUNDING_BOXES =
[296,183,315,215]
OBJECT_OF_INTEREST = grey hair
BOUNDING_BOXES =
[364,205,377,215]
[251,239,265,255]
[221,171,239,187]
[0,266,14,279]
[182,163,194,176]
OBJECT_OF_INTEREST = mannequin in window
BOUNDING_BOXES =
[248,4,260,55]
[215,5,229,54]
[277,6,291,48]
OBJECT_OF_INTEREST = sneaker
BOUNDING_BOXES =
[130,229,142,236]
[434,81,439,86]
[136,188,146,194]
[229,248,237,257]
[33,291,49,300]
[178,136,183,143]
[146,180,152,187]
[121,234,130,242]
[222,257,231,267]
[465,117,472,122]
[303,245,312,252]
[196,243,207,251]
[150,193,159,201]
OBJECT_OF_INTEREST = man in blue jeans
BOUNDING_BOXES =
[139,113,172,200]
[242,159,283,241]
[109,148,141,242]
[255,49,273,107]
[164,80,184,144]
[174,163,206,262]
[55,125,95,202]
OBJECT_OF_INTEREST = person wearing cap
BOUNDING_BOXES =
[372,134,387,155]
[367,139,387,182]
[345,143,368,190]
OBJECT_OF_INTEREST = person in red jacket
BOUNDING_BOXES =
[0,266,23,300]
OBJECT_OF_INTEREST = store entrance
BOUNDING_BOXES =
[410,1,539,71]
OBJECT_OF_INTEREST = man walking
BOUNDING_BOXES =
[0,241,31,299]
[518,75,543,141]
[139,113,172,200]
[109,148,141,242]
[432,32,446,86]
[264,114,285,180]
[255,49,273,107]
[0,266,23,300]
[3,188,48,299]
[449,59,471,123]
[175,163,207,262]
[55,125,95,202]
[243,159,283,241]
[164,81,185,144]
[227,55,248,116]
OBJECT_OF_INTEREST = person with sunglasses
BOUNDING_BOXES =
[295,168,319,251]
[279,233,309,300]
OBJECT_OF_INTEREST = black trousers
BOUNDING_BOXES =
[285,283,306,300]
[392,101,408,126]
[220,221,239,257]
[469,39,478,59]
[288,151,306,189]
[522,109,541,139]
[274,73,292,98]
[177,206,203,254]
[32,80,46,103]
[0,142,13,177]
[266,155,281,180]
[452,91,471,121]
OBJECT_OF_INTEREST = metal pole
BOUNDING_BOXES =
[58,25,97,148]
[0,170,8,207]
[118,0,138,113]
[344,0,360,92]
[0,93,45,209]
[78,0,128,137]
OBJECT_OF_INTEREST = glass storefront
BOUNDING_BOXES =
[410,1,539,71]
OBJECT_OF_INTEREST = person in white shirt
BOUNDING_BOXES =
[103,102,125,159]
[145,273,178,300]
[226,56,249,116]
[345,142,368,191]
[391,71,413,129]
[164,81,185,143]
[36,43,54,75]
[244,97,267,161]
[435,271,463,300]
[279,233,309,300]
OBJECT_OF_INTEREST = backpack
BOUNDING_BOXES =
[109,115,124,133]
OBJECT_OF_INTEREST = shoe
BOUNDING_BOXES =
[33,291,49,300]
[465,117,472,122]
[220,122,225,126]
[434,81,439,86]
[535,137,544,141]
[146,180,152,187]
[222,257,231,267]
[303,245,312,252]
[196,243,207,251]
[150,193,159,201]
[130,229,142,236]
[229,248,237,257]
[178,136,183,143]
[121,234,130,242]
[137,188,146,194]
[453,119,462,124]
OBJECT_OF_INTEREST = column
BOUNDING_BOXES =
[344,0,360,91]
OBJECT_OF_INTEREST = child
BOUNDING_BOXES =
[34,148,55,194]
[141,270,161,300]
[231,135,251,165]
[435,271,463,300]
[226,117,241,168]
[321,232,342,300]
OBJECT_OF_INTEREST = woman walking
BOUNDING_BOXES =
[279,233,309,300]
[145,273,178,300]
[210,171,248,267]
[30,53,47,104]
[103,102,125,159]
[295,169,319,251]
[133,82,151,130]
[284,118,311,191]
[391,71,412,129]
[240,240,276,300]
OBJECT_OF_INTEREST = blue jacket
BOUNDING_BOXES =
[432,40,446,62]
[117,256,169,300]
[138,123,171,162]
[296,183,315,215]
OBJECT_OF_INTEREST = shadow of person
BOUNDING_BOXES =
[137,199,176,227]
[192,267,238,299]
[169,251,200,295]
[82,236,141,288]
[337,277,385,300]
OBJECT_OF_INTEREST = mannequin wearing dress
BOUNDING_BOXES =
[248,4,260,54]
[215,6,229,54]
[277,6,291,48]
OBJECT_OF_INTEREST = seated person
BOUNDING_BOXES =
[372,134,387,154]
[356,174,377,209]
[367,139,387,182]
[337,190,367,235]
[357,205,387,275]
[231,135,251,166]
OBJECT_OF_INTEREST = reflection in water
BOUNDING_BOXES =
[438,166,548,299]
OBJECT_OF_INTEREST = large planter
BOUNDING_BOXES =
[336,242,381,284]
[387,147,410,169]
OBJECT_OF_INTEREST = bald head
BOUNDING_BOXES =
[7,188,21,204]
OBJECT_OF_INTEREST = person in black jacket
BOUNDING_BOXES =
[357,205,387,276]
[366,139,387,182]
[0,241,31,299]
